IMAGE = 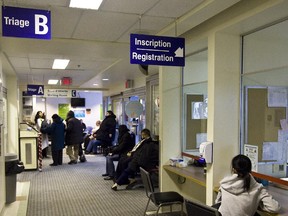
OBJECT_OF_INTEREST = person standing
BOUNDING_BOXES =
[34,111,49,158]
[65,110,83,165]
[40,114,65,166]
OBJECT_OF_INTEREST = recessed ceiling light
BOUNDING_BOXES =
[93,83,99,86]
[102,78,109,81]
[52,59,70,69]
[69,0,103,10]
[48,79,59,85]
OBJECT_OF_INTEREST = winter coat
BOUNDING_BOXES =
[215,174,281,216]
[129,138,159,172]
[65,116,84,146]
[111,125,135,157]
[40,116,65,151]
[96,114,116,143]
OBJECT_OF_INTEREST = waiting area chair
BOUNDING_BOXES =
[140,167,184,216]
[185,199,220,216]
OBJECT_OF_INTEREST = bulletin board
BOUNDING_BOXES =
[246,87,286,161]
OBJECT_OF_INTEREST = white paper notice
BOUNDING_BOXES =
[244,144,258,172]
[267,87,288,107]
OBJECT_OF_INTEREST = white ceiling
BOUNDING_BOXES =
[0,0,241,90]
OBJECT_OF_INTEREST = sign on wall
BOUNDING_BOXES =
[130,34,185,66]
[27,84,44,96]
[2,6,51,40]
[45,89,75,98]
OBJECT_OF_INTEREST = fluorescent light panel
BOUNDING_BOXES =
[69,0,103,10]
[48,79,59,85]
[102,78,109,81]
[52,59,70,69]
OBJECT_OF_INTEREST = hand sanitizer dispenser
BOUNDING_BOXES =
[199,141,213,163]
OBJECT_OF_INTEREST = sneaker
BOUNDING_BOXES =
[49,163,57,166]
[102,173,109,177]
[68,160,77,165]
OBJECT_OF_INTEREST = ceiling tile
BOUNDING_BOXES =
[100,0,159,14]
[52,7,83,38]
[9,57,30,68]
[146,0,204,18]
[73,11,139,41]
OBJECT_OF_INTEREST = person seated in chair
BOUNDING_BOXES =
[85,111,116,154]
[111,128,159,191]
[214,154,280,216]
[102,124,135,180]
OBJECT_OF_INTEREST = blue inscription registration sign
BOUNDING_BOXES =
[2,6,51,39]
[130,34,185,66]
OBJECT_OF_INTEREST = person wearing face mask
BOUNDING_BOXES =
[111,128,159,191]
[85,111,116,154]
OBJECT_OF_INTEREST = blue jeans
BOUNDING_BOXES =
[86,139,102,153]
[106,154,119,177]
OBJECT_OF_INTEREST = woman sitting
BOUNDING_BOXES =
[214,154,280,216]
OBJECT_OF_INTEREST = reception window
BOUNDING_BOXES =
[241,19,288,178]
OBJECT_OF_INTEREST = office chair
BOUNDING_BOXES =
[185,199,220,216]
[140,167,184,216]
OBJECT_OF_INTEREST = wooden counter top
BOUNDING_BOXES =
[163,165,206,187]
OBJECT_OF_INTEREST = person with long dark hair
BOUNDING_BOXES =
[34,111,49,158]
[215,154,280,216]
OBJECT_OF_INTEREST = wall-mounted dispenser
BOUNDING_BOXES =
[199,141,213,163]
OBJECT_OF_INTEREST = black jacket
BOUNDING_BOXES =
[65,117,83,146]
[96,114,116,143]
[111,127,134,158]
[129,138,159,172]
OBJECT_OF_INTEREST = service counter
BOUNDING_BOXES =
[163,165,288,216]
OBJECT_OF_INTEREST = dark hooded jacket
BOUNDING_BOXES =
[65,111,84,146]
[96,113,116,143]
[111,125,135,158]
[40,114,65,151]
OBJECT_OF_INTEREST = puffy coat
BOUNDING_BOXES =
[40,116,65,151]
[65,112,84,146]
[96,114,116,143]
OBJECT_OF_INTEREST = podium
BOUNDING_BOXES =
[19,123,39,170]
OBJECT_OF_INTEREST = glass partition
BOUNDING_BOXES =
[182,49,208,153]
[241,19,288,178]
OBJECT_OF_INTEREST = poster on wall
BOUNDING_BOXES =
[58,104,70,120]
[267,87,287,107]
[244,144,258,172]
[74,110,85,118]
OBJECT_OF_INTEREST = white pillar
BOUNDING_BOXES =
[206,32,241,204]
[7,75,19,155]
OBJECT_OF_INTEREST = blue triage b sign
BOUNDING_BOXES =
[130,34,185,66]
[2,6,51,40]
